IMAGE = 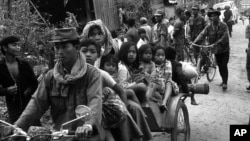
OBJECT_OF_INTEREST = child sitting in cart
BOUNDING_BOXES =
[146,46,179,112]
[99,54,153,141]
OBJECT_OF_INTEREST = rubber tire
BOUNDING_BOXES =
[206,54,216,82]
[171,101,190,141]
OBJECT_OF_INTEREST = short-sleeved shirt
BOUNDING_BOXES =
[189,15,206,41]
[173,18,185,46]
[152,22,168,45]
[151,60,172,90]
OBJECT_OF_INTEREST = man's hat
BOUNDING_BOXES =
[154,10,164,16]
[192,5,200,10]
[207,8,221,17]
[49,27,79,43]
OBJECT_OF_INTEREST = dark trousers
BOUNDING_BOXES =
[175,44,184,61]
[193,45,200,62]
[215,51,230,84]
[226,22,233,37]
[246,48,250,82]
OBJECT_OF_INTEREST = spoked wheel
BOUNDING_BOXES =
[171,101,190,141]
[206,54,216,82]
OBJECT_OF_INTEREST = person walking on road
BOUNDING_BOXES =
[187,5,206,62]
[0,36,39,124]
[245,16,250,91]
[192,9,230,90]
[223,5,233,37]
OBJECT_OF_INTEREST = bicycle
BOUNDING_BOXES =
[191,43,217,83]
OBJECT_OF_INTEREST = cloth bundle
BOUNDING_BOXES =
[102,87,127,128]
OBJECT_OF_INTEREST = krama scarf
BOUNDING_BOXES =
[53,52,87,84]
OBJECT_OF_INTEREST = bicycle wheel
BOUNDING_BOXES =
[171,101,190,141]
[206,54,216,82]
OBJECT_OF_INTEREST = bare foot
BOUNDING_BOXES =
[191,99,199,105]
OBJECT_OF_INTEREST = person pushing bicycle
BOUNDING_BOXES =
[191,8,230,90]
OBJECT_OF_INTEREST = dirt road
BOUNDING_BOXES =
[153,20,250,141]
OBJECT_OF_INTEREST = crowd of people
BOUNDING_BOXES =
[0,4,234,141]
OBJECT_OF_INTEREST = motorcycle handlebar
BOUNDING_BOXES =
[0,130,76,141]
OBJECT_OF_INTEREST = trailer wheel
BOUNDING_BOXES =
[171,101,190,141]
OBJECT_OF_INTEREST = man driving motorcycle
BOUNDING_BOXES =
[1,27,104,141]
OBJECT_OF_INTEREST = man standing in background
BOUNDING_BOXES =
[245,16,250,91]
[173,7,185,61]
[188,5,206,62]
[151,9,169,47]
[224,5,233,37]
[0,36,39,124]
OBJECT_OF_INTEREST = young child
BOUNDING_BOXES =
[138,44,155,75]
[117,42,140,87]
[137,28,149,49]
[147,46,178,112]
[117,41,152,141]
[168,17,175,44]
[100,54,140,104]
[80,39,143,141]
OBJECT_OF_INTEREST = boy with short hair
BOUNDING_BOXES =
[0,36,39,124]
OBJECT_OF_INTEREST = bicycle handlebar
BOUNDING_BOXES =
[191,43,213,48]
